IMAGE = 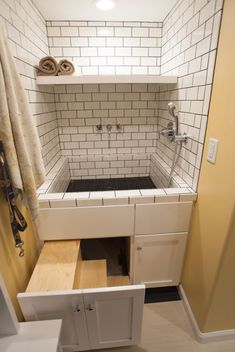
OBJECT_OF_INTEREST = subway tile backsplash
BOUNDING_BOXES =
[69,153,151,179]
[158,0,223,190]
[47,20,162,76]
[0,0,223,192]
[56,83,159,157]
[0,0,61,174]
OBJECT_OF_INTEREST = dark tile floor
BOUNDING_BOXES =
[66,176,157,192]
[145,287,181,304]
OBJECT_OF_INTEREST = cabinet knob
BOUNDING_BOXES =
[86,304,95,311]
[73,305,80,313]
[137,246,142,251]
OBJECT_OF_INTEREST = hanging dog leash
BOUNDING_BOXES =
[0,141,27,257]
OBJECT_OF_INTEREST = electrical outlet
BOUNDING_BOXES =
[207,138,219,164]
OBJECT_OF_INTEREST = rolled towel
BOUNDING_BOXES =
[35,56,59,76]
[58,59,75,76]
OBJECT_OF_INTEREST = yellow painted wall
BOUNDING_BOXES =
[205,204,235,331]
[0,191,39,321]
[181,0,235,332]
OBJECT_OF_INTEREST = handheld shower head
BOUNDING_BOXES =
[167,102,177,118]
[167,102,179,135]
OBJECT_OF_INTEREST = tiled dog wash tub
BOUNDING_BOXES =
[36,153,196,241]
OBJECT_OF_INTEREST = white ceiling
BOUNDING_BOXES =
[33,0,178,22]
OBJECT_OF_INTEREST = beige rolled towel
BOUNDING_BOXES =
[36,56,59,76]
[58,59,75,75]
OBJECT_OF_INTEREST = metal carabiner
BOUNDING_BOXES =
[15,241,25,257]
[0,154,4,166]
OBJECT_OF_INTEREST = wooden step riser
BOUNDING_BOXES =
[26,240,81,292]
[75,259,107,289]
[26,240,130,293]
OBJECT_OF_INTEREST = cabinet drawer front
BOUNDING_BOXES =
[134,233,187,287]
[17,290,89,351]
[83,285,145,350]
[135,202,193,235]
[38,205,135,240]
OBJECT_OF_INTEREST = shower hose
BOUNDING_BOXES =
[168,140,183,187]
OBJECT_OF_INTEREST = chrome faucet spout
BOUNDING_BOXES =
[106,124,112,135]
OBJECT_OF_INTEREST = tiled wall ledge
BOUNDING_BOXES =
[37,156,70,194]
[37,155,197,209]
[150,154,190,189]
[38,187,197,209]
[36,75,178,85]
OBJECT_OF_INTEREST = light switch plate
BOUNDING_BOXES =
[207,138,219,164]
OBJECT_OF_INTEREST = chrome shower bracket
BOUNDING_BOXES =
[174,133,189,143]
[160,121,176,141]
[160,123,189,143]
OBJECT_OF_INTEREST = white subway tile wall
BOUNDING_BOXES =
[150,153,188,189]
[69,153,151,179]
[0,0,61,174]
[47,21,162,75]
[0,0,223,191]
[55,83,159,161]
[158,0,223,190]
[36,156,70,193]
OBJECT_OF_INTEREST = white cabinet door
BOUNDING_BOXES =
[133,233,187,287]
[18,285,145,351]
[83,285,145,350]
[17,290,90,352]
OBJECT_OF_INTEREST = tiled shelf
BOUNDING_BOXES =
[36,75,178,85]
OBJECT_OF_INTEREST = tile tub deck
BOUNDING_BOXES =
[37,155,197,209]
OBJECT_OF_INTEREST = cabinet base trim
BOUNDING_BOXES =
[179,285,235,343]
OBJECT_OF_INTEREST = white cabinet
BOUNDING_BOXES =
[83,286,144,350]
[133,233,187,287]
[18,285,145,352]
[18,290,89,352]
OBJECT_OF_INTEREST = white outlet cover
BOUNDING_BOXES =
[207,138,219,164]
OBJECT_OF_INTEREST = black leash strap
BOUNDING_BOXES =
[0,141,27,257]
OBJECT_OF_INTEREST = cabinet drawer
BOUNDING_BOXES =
[135,202,193,235]
[38,205,135,241]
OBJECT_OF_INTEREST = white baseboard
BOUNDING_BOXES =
[179,284,235,343]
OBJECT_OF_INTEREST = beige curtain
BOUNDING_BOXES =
[0,30,45,219]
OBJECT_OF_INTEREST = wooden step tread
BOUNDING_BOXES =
[26,240,81,292]
[107,276,130,287]
[75,259,107,289]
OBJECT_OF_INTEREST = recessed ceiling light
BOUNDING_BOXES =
[95,0,116,11]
